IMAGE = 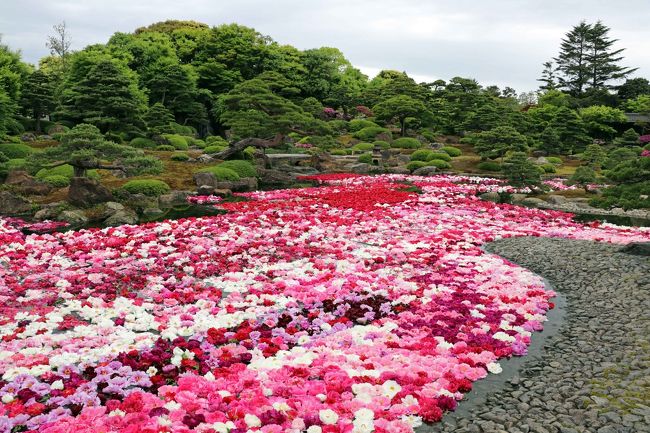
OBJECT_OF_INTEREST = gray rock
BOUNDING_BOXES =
[391,166,411,175]
[68,177,113,207]
[103,208,138,227]
[197,185,216,196]
[619,242,650,257]
[196,154,214,163]
[4,171,52,195]
[142,208,165,218]
[125,193,158,212]
[98,202,125,220]
[258,168,294,185]
[511,193,528,204]
[0,191,33,215]
[158,190,192,208]
[545,195,567,205]
[412,166,438,176]
[521,197,545,207]
[193,172,217,188]
[349,163,371,174]
[480,191,501,203]
[57,210,88,226]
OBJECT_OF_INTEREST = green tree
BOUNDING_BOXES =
[56,59,146,133]
[144,102,175,135]
[554,21,592,95]
[538,61,558,91]
[624,95,650,113]
[470,126,529,160]
[614,128,640,146]
[31,123,161,178]
[585,21,637,90]
[569,166,597,191]
[19,70,56,132]
[579,105,626,140]
[372,95,431,136]
[617,77,650,101]
[551,107,591,153]
[502,152,542,188]
[46,21,73,72]
[220,77,330,143]
[0,37,30,134]
[582,143,607,169]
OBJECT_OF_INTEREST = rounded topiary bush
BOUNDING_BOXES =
[406,161,428,172]
[541,163,557,173]
[218,160,257,178]
[156,145,175,151]
[373,140,391,150]
[429,152,452,162]
[358,153,373,163]
[477,161,502,172]
[42,175,70,187]
[204,145,227,154]
[206,136,228,146]
[198,166,241,181]
[122,179,170,196]
[329,148,348,156]
[426,159,451,169]
[192,139,206,148]
[392,138,422,149]
[353,126,390,141]
[171,152,190,161]
[351,142,374,153]
[162,134,189,150]
[410,149,436,162]
[546,156,563,165]
[440,146,462,157]
[7,159,27,170]
[349,119,379,132]
[35,164,99,180]
[130,137,157,149]
[0,143,33,159]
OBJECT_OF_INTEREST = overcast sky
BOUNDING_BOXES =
[1,0,649,92]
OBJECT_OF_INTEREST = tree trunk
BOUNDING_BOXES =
[73,166,87,177]
[214,138,276,161]
[400,118,406,137]
[35,113,42,133]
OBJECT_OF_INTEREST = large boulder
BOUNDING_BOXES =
[510,193,528,204]
[545,195,567,205]
[197,185,217,196]
[521,197,545,207]
[5,171,52,196]
[258,168,294,185]
[34,202,66,220]
[103,208,138,227]
[97,202,126,220]
[479,192,501,203]
[412,166,438,177]
[349,163,371,174]
[391,166,411,175]
[620,242,650,256]
[158,190,193,208]
[57,210,89,227]
[125,193,159,212]
[193,172,217,188]
[68,177,113,207]
[0,191,33,215]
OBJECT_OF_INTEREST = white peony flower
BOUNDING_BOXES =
[381,380,402,399]
[50,380,64,390]
[487,362,503,374]
[244,414,261,428]
[319,409,339,425]
[307,426,322,433]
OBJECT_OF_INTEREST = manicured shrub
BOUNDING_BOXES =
[351,142,374,153]
[429,152,452,162]
[477,161,502,171]
[130,137,157,149]
[353,126,390,141]
[156,145,175,151]
[440,146,462,157]
[198,166,240,181]
[162,134,189,150]
[42,175,70,187]
[420,130,437,142]
[541,163,557,173]
[330,148,348,156]
[349,119,379,132]
[392,138,422,149]
[546,156,563,165]
[590,181,650,210]
[406,161,428,172]
[7,159,27,170]
[307,135,338,149]
[122,179,170,196]
[328,120,349,133]
[105,132,123,144]
[358,153,373,163]
[218,160,257,178]
[426,159,451,169]
[206,136,228,146]
[204,145,227,154]
[373,140,391,149]
[35,164,99,180]
[0,143,33,159]
[410,149,436,162]
[171,152,190,161]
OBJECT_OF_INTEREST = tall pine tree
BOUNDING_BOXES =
[586,21,637,89]
[554,21,592,95]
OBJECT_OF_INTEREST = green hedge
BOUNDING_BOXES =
[410,149,436,161]
[541,163,557,173]
[546,156,563,165]
[206,136,228,146]
[373,140,391,149]
[353,126,390,141]
[218,160,257,178]
[35,164,100,180]
[0,143,33,159]
[130,137,157,149]
[42,175,70,187]
[156,145,175,151]
[204,145,227,154]
[477,161,502,171]
[426,159,451,169]
[162,134,189,150]
[358,153,373,163]
[440,146,462,157]
[329,148,348,156]
[351,142,374,152]
[122,179,170,196]
[198,166,241,181]
[171,152,190,161]
[406,161,428,172]
[349,119,379,132]
[392,138,422,149]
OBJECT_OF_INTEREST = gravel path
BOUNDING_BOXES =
[427,237,650,433]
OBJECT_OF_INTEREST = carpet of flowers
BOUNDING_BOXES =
[0,174,648,433]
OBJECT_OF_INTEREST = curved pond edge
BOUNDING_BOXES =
[417,242,568,431]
